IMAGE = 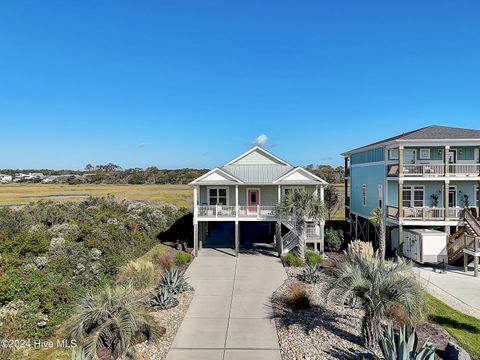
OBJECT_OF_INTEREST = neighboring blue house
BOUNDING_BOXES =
[342,125,480,271]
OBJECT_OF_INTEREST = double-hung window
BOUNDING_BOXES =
[208,187,228,205]
[402,186,424,208]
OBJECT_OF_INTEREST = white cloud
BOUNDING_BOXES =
[252,134,268,147]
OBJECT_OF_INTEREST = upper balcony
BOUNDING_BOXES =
[387,163,480,178]
[386,205,464,221]
[196,205,277,220]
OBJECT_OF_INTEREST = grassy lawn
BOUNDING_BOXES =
[426,293,480,357]
[0,184,192,208]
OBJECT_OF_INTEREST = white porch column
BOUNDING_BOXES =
[277,185,281,202]
[319,185,325,253]
[193,186,199,256]
[235,221,239,256]
[193,186,198,218]
[193,221,198,257]
[235,185,239,219]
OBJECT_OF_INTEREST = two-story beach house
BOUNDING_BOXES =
[189,146,327,256]
[343,125,480,275]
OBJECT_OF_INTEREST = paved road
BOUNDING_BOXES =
[167,247,287,360]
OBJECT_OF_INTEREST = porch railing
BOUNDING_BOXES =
[387,163,480,177]
[386,205,463,220]
[197,205,277,219]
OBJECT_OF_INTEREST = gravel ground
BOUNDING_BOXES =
[272,265,467,360]
[135,289,194,360]
[272,267,378,360]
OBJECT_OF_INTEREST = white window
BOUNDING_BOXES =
[362,184,367,207]
[283,186,304,196]
[389,149,399,160]
[402,186,424,207]
[378,185,383,208]
[419,148,431,160]
[208,187,228,205]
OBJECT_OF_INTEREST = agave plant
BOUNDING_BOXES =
[69,285,162,360]
[378,325,436,360]
[160,267,189,294]
[145,285,178,310]
[302,263,322,284]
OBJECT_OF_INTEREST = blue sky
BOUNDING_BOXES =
[1,1,479,170]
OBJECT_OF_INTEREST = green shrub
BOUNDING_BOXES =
[174,251,193,266]
[324,228,344,251]
[281,252,304,267]
[305,250,322,265]
[302,264,322,284]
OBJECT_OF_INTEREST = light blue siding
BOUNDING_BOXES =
[386,181,478,208]
[351,148,384,165]
[350,164,385,216]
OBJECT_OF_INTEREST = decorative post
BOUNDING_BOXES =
[444,145,450,176]
[444,180,450,220]
[398,180,404,221]
[193,186,199,256]
[398,146,404,177]
[235,185,239,219]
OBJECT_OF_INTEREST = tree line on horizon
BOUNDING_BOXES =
[0,163,344,185]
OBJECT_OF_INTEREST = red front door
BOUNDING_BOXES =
[247,189,260,212]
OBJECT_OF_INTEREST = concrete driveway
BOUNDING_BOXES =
[167,247,287,360]
[414,265,480,319]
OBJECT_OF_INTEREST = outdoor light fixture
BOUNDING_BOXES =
[437,149,442,155]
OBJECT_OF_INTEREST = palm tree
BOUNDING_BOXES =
[69,285,163,359]
[326,254,423,348]
[369,208,386,259]
[276,189,325,260]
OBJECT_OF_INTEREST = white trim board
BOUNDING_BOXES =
[225,146,290,166]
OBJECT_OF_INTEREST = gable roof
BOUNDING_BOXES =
[225,146,291,166]
[342,125,480,156]
[190,146,327,185]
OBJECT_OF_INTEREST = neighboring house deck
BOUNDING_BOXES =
[190,146,327,256]
[342,125,480,275]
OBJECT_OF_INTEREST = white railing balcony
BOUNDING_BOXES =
[386,205,464,220]
[448,164,480,176]
[388,163,480,177]
[196,205,277,219]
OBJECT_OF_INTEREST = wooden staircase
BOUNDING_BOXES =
[448,208,480,265]
[280,218,303,255]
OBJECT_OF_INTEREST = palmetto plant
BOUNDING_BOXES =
[276,189,325,260]
[379,325,436,360]
[69,285,163,360]
[369,208,385,259]
[326,255,423,348]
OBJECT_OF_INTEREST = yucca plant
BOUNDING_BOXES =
[69,285,163,360]
[369,208,386,259]
[326,255,423,348]
[302,263,322,284]
[378,325,436,360]
[160,267,189,294]
[145,285,178,310]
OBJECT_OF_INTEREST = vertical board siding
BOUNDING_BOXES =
[351,147,384,165]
